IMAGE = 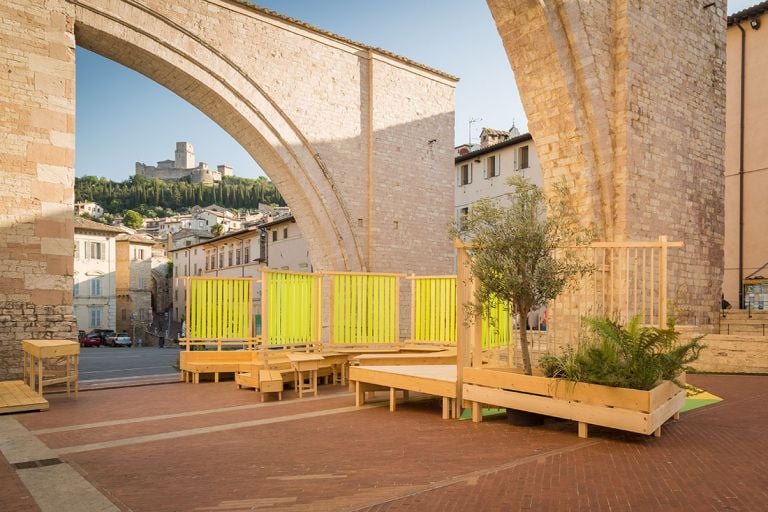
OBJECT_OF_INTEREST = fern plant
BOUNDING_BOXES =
[539,315,705,390]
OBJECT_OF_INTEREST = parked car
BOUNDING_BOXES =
[113,333,132,347]
[80,331,102,347]
[95,329,115,341]
[103,332,119,346]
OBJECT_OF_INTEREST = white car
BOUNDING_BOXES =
[113,333,132,347]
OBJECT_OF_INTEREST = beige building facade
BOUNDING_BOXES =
[724,4,768,309]
[454,129,542,225]
[115,234,155,336]
[73,217,125,333]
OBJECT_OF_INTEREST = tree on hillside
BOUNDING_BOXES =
[455,176,595,375]
[123,209,144,230]
[211,223,224,237]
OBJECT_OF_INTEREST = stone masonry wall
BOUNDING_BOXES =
[0,0,79,379]
[488,0,725,327]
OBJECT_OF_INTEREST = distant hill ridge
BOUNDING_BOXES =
[75,174,285,218]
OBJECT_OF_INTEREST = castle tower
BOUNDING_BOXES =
[175,142,195,169]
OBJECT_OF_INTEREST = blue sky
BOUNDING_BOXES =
[75,0,755,181]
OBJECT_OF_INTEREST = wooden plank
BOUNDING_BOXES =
[351,351,456,366]
[463,367,663,412]
[647,389,686,434]
[0,381,49,414]
[463,384,652,434]
[350,366,457,398]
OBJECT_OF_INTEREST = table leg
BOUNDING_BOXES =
[66,356,71,398]
[312,369,318,396]
[74,354,79,399]
[38,356,43,396]
[355,381,362,407]
[389,388,396,412]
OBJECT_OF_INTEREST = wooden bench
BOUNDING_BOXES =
[180,351,254,384]
[234,352,347,397]
[235,355,293,391]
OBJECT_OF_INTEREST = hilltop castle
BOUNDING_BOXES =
[135,142,234,185]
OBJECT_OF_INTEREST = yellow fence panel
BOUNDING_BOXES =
[412,277,456,344]
[265,270,319,346]
[481,298,512,349]
[189,277,252,340]
[331,273,398,344]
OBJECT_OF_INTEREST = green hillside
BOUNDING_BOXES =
[75,174,285,219]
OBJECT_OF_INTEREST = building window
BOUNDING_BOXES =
[283,228,288,239]
[519,146,529,169]
[139,309,145,321]
[73,281,80,297]
[121,309,127,321]
[219,252,224,268]
[89,242,103,260]
[193,264,197,276]
[138,277,145,290]
[459,163,471,186]
[89,308,102,328]
[486,155,498,178]
[244,245,250,263]
[272,230,277,242]
[90,278,102,297]
[228,248,233,266]
[458,207,469,231]
[184,264,188,276]
[236,248,241,265]
[133,248,145,260]
[205,254,209,271]
[74,242,79,259]
[211,254,216,270]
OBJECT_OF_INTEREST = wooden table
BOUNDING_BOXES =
[22,339,79,399]
[320,352,350,386]
[287,353,324,398]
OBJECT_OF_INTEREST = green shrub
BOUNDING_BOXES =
[539,315,705,390]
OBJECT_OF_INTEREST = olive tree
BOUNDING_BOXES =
[455,176,594,375]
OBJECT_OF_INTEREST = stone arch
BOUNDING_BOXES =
[74,0,363,271]
[0,0,456,378]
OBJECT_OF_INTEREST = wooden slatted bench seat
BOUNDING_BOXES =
[180,351,254,384]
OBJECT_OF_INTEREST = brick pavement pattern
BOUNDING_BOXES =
[2,374,767,511]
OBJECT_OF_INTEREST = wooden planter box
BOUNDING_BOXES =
[462,367,685,438]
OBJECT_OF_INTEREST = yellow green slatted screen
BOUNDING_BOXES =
[413,277,456,344]
[189,278,251,339]
[481,298,512,349]
[266,271,318,346]
[332,274,396,344]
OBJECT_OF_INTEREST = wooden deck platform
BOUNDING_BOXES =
[0,380,49,414]
[349,365,457,419]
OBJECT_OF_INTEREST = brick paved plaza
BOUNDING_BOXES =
[1,374,766,512]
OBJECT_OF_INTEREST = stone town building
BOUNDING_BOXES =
[73,217,126,334]
[115,233,155,338]
[144,205,242,239]
[724,3,768,309]
[454,127,542,225]
[74,201,104,218]
[261,215,312,272]
[135,142,234,185]
[169,213,311,324]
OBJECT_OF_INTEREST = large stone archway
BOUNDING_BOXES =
[0,0,456,378]
[488,0,726,324]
